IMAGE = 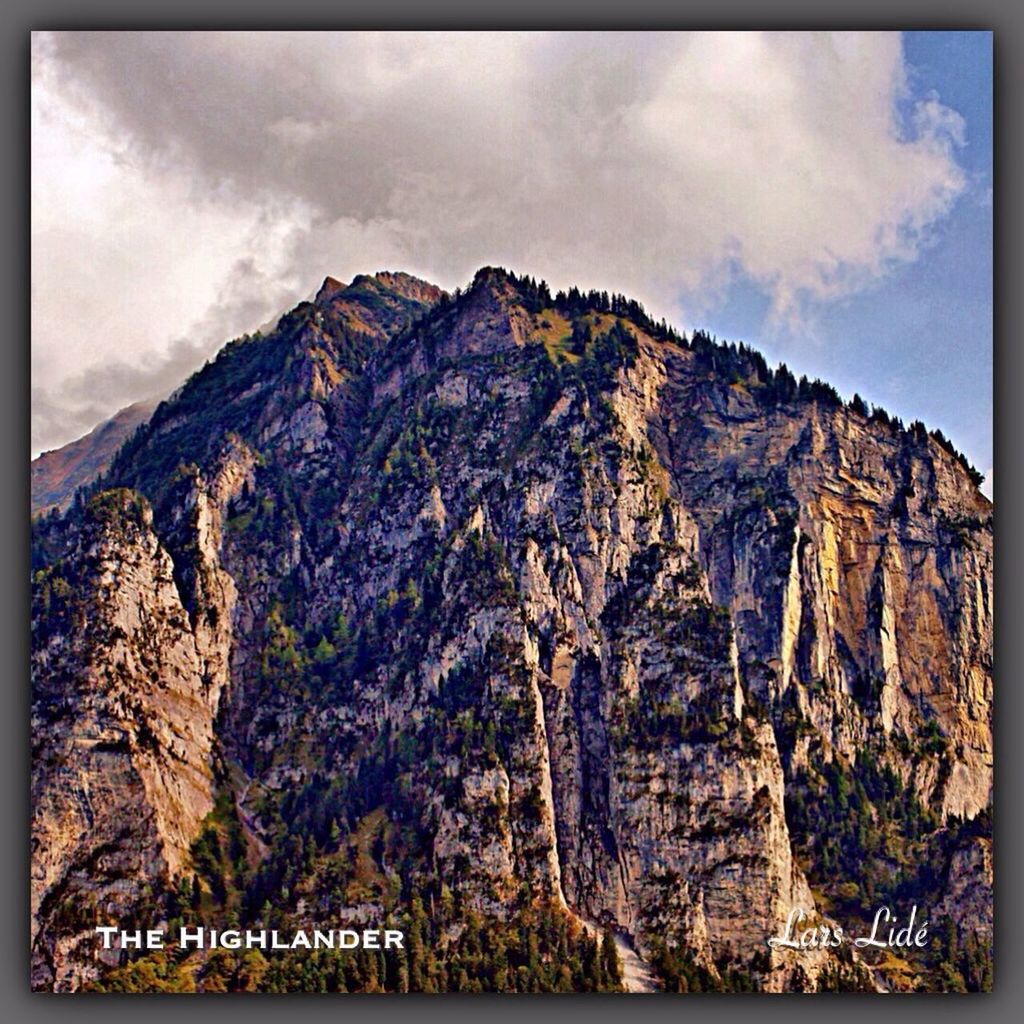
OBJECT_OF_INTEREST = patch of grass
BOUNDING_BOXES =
[532,309,577,364]
[346,808,389,902]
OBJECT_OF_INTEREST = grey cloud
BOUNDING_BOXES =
[34,31,972,454]
[31,388,110,457]
[34,335,206,455]
[32,254,294,455]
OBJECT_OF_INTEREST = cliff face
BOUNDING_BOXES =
[31,491,220,989]
[661,363,993,820]
[30,268,992,992]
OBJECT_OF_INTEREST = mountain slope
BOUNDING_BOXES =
[31,400,157,515]
[30,268,992,993]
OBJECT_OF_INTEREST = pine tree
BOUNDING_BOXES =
[601,928,623,988]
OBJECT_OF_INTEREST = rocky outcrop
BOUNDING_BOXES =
[31,491,220,990]
[939,834,993,945]
[666,379,993,820]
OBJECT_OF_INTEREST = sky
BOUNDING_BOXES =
[31,31,993,493]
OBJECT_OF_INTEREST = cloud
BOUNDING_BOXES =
[32,30,970,454]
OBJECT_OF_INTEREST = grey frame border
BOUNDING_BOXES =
[5,3,1016,1023]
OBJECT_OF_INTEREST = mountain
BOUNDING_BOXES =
[31,400,158,515]
[30,268,992,993]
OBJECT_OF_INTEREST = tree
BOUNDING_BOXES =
[236,950,269,991]
[601,929,623,988]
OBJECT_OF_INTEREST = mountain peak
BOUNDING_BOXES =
[471,265,510,286]
[367,270,445,305]
[316,271,445,309]
[314,275,347,304]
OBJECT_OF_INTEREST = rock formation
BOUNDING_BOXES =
[30,268,992,992]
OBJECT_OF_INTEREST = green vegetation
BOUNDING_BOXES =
[650,940,759,993]
[784,741,993,992]
[88,897,622,993]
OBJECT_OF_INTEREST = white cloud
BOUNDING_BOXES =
[32,31,970,454]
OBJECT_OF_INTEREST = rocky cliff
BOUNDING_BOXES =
[30,268,992,992]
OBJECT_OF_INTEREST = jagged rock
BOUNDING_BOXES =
[31,491,220,990]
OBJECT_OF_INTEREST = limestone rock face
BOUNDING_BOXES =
[939,834,993,945]
[31,491,220,990]
[661,365,993,821]
[30,269,992,992]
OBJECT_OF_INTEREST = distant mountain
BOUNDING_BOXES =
[30,268,992,993]
[31,400,157,515]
